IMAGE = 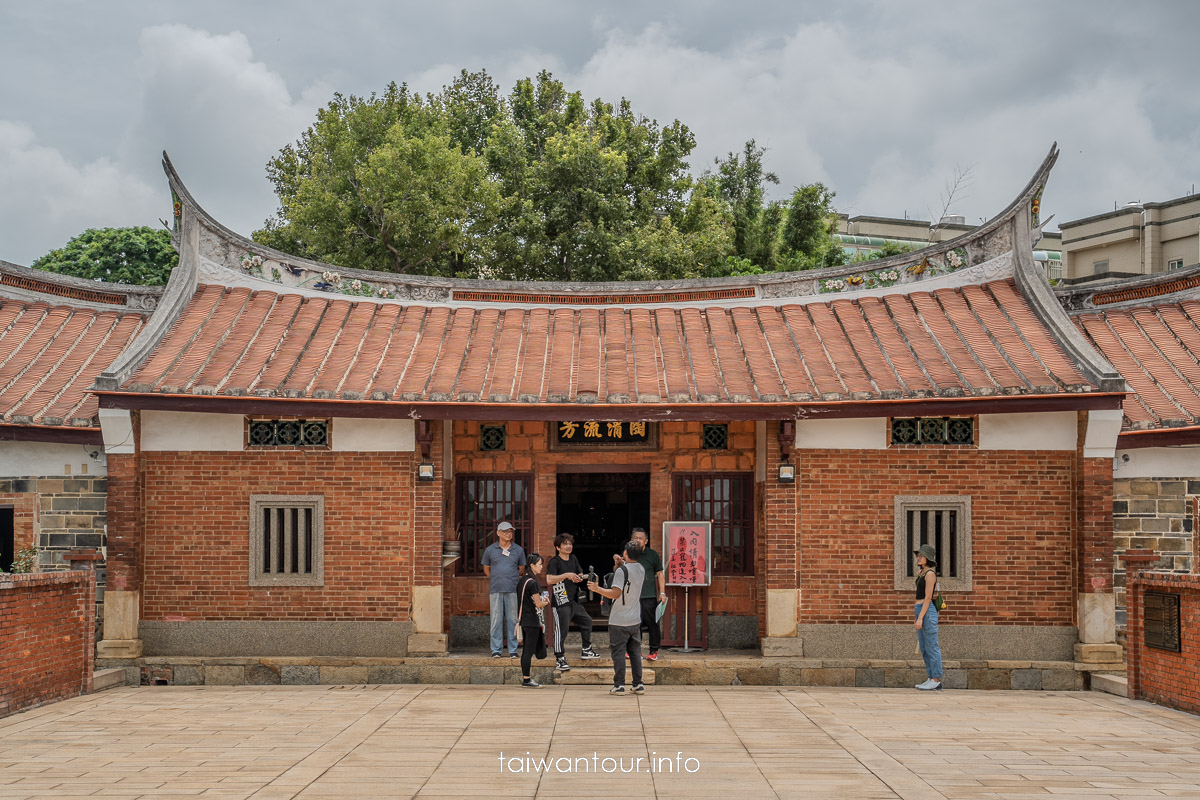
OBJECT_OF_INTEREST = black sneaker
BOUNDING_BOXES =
[555,657,571,672]
[580,648,601,660]
[522,678,541,688]
[633,683,645,694]
[491,652,501,658]
[609,685,625,695]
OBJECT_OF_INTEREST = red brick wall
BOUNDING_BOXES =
[798,447,1076,625]
[448,421,758,619]
[1127,572,1200,715]
[141,450,416,621]
[0,571,95,718]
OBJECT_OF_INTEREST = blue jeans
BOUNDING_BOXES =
[915,603,942,680]
[490,592,519,655]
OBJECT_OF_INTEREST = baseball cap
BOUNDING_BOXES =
[496,521,514,531]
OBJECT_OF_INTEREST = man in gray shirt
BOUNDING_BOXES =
[481,521,526,657]
[589,540,646,694]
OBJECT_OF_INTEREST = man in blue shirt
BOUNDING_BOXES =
[481,521,526,657]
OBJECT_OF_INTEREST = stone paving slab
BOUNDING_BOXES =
[0,686,1197,799]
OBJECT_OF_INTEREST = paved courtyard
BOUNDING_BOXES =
[1,686,1198,800]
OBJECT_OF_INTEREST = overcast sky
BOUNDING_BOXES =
[2,1,1198,265]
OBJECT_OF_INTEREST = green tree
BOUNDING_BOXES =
[32,227,177,285]
[257,70,727,282]
[711,140,781,267]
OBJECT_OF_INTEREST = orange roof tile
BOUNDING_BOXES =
[0,298,147,428]
[1074,300,1200,430]
[116,279,1099,407]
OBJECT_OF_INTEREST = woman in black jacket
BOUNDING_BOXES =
[517,553,550,688]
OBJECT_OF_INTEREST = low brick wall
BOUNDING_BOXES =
[1127,571,1200,715]
[0,570,96,718]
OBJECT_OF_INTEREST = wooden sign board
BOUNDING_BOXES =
[663,521,712,587]
[554,421,651,446]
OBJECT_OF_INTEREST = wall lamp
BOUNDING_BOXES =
[417,420,435,481]
[777,420,796,484]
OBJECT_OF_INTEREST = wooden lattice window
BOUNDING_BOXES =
[249,495,324,586]
[673,473,754,575]
[456,475,532,575]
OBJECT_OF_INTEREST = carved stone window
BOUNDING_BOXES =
[479,424,506,451]
[893,496,972,592]
[890,417,974,446]
[249,495,324,587]
[702,423,729,450]
[247,419,328,448]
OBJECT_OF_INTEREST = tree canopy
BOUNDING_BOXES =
[31,227,177,285]
[256,70,844,282]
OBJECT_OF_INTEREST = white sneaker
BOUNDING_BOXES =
[915,679,936,690]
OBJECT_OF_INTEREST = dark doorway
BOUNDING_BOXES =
[1,508,14,572]
[555,472,650,619]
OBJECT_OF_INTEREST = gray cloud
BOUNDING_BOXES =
[0,1,1197,264]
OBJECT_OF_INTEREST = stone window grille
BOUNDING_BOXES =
[702,423,729,450]
[479,424,506,451]
[893,496,972,592]
[249,495,324,586]
[890,417,974,446]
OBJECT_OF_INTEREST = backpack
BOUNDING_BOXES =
[919,568,946,611]
[599,566,630,617]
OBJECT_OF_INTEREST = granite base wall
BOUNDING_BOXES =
[140,621,414,657]
[795,624,1078,661]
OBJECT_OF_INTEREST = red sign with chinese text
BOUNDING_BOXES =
[663,521,712,587]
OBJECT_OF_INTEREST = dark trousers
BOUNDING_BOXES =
[520,625,546,677]
[552,602,593,656]
[639,597,661,652]
[608,623,643,688]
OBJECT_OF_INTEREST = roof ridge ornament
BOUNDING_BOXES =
[160,145,1063,308]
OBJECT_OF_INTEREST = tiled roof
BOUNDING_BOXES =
[119,279,1095,404]
[1073,301,1200,430]
[0,298,148,428]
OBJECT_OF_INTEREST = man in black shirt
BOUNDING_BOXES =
[546,533,601,671]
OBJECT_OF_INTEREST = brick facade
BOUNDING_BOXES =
[1113,478,1197,624]
[798,446,1077,626]
[0,570,95,718]
[1126,572,1200,715]
[140,450,417,621]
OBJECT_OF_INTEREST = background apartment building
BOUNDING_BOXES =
[1058,194,1200,284]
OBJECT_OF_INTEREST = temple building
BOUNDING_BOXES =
[54,143,1127,668]
[6,144,1177,685]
